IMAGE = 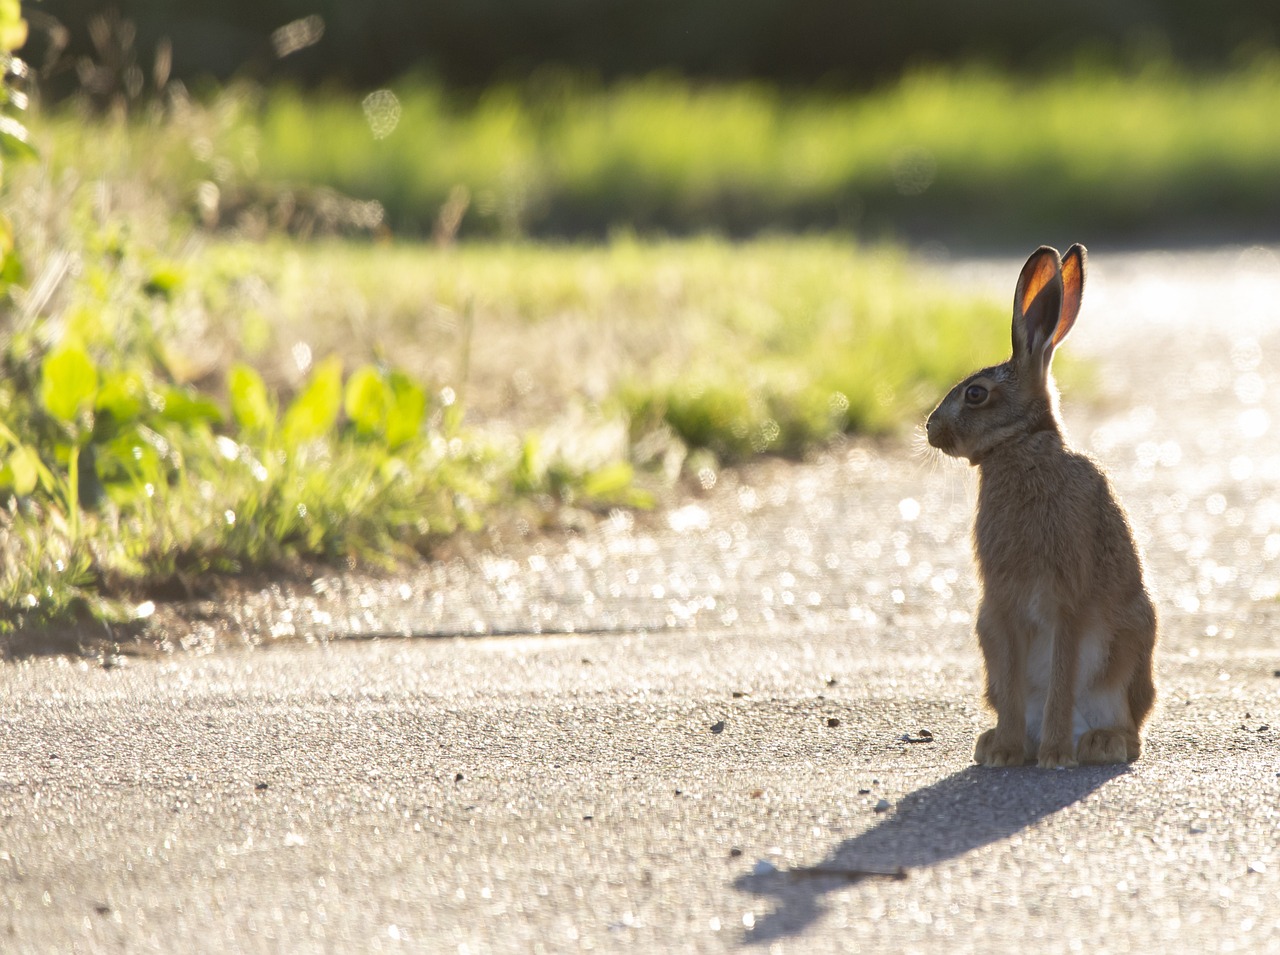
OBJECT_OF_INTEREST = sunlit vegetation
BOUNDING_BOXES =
[0,221,668,631]
[30,62,1280,240]
[0,197,1006,628]
[206,236,1007,461]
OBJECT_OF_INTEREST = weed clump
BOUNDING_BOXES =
[0,225,651,632]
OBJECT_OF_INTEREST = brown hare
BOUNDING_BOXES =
[925,244,1156,768]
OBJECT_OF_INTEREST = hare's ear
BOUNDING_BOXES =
[1055,243,1087,347]
[1011,245,1064,382]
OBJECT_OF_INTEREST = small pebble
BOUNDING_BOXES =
[827,717,841,728]
[254,782,269,791]
[858,788,871,795]
[711,721,726,734]
[729,847,743,857]
[1248,861,1267,875]
[874,798,891,813]
[455,773,465,783]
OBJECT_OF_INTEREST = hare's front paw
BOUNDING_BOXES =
[1077,728,1133,764]
[974,728,1028,767]
[1036,741,1078,769]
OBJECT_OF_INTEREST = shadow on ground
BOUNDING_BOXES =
[735,763,1128,944]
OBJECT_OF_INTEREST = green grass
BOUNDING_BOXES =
[194,235,1009,460]
[0,220,1008,633]
[0,205,653,632]
[31,62,1280,239]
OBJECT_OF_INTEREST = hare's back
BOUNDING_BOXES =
[975,443,1139,593]
[1062,449,1148,590]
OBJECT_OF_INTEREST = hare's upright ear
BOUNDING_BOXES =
[1055,243,1087,347]
[1011,245,1064,383]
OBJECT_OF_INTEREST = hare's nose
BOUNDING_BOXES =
[924,414,947,449]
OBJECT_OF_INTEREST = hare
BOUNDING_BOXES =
[925,244,1156,768]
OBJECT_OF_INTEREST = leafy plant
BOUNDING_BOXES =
[0,0,28,294]
[0,221,656,630]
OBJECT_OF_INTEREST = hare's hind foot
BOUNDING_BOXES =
[1076,728,1140,764]
[974,728,1032,767]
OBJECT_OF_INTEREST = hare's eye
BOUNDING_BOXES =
[964,384,989,405]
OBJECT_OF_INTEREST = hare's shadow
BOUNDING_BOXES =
[734,763,1127,944]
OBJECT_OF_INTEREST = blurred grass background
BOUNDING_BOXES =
[29,62,1280,244]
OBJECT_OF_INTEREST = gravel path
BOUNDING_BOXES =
[2,246,1280,953]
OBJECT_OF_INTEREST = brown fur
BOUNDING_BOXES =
[926,244,1157,768]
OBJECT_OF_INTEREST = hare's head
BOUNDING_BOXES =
[926,244,1086,464]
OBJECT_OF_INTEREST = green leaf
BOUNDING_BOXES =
[158,386,223,428]
[41,344,100,425]
[96,370,148,424]
[580,461,636,501]
[96,427,166,488]
[514,433,543,493]
[344,365,391,437]
[0,246,21,289]
[228,363,275,434]
[0,2,27,54]
[0,115,34,161]
[143,264,184,299]
[282,355,343,444]
[7,444,41,496]
[385,371,427,449]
